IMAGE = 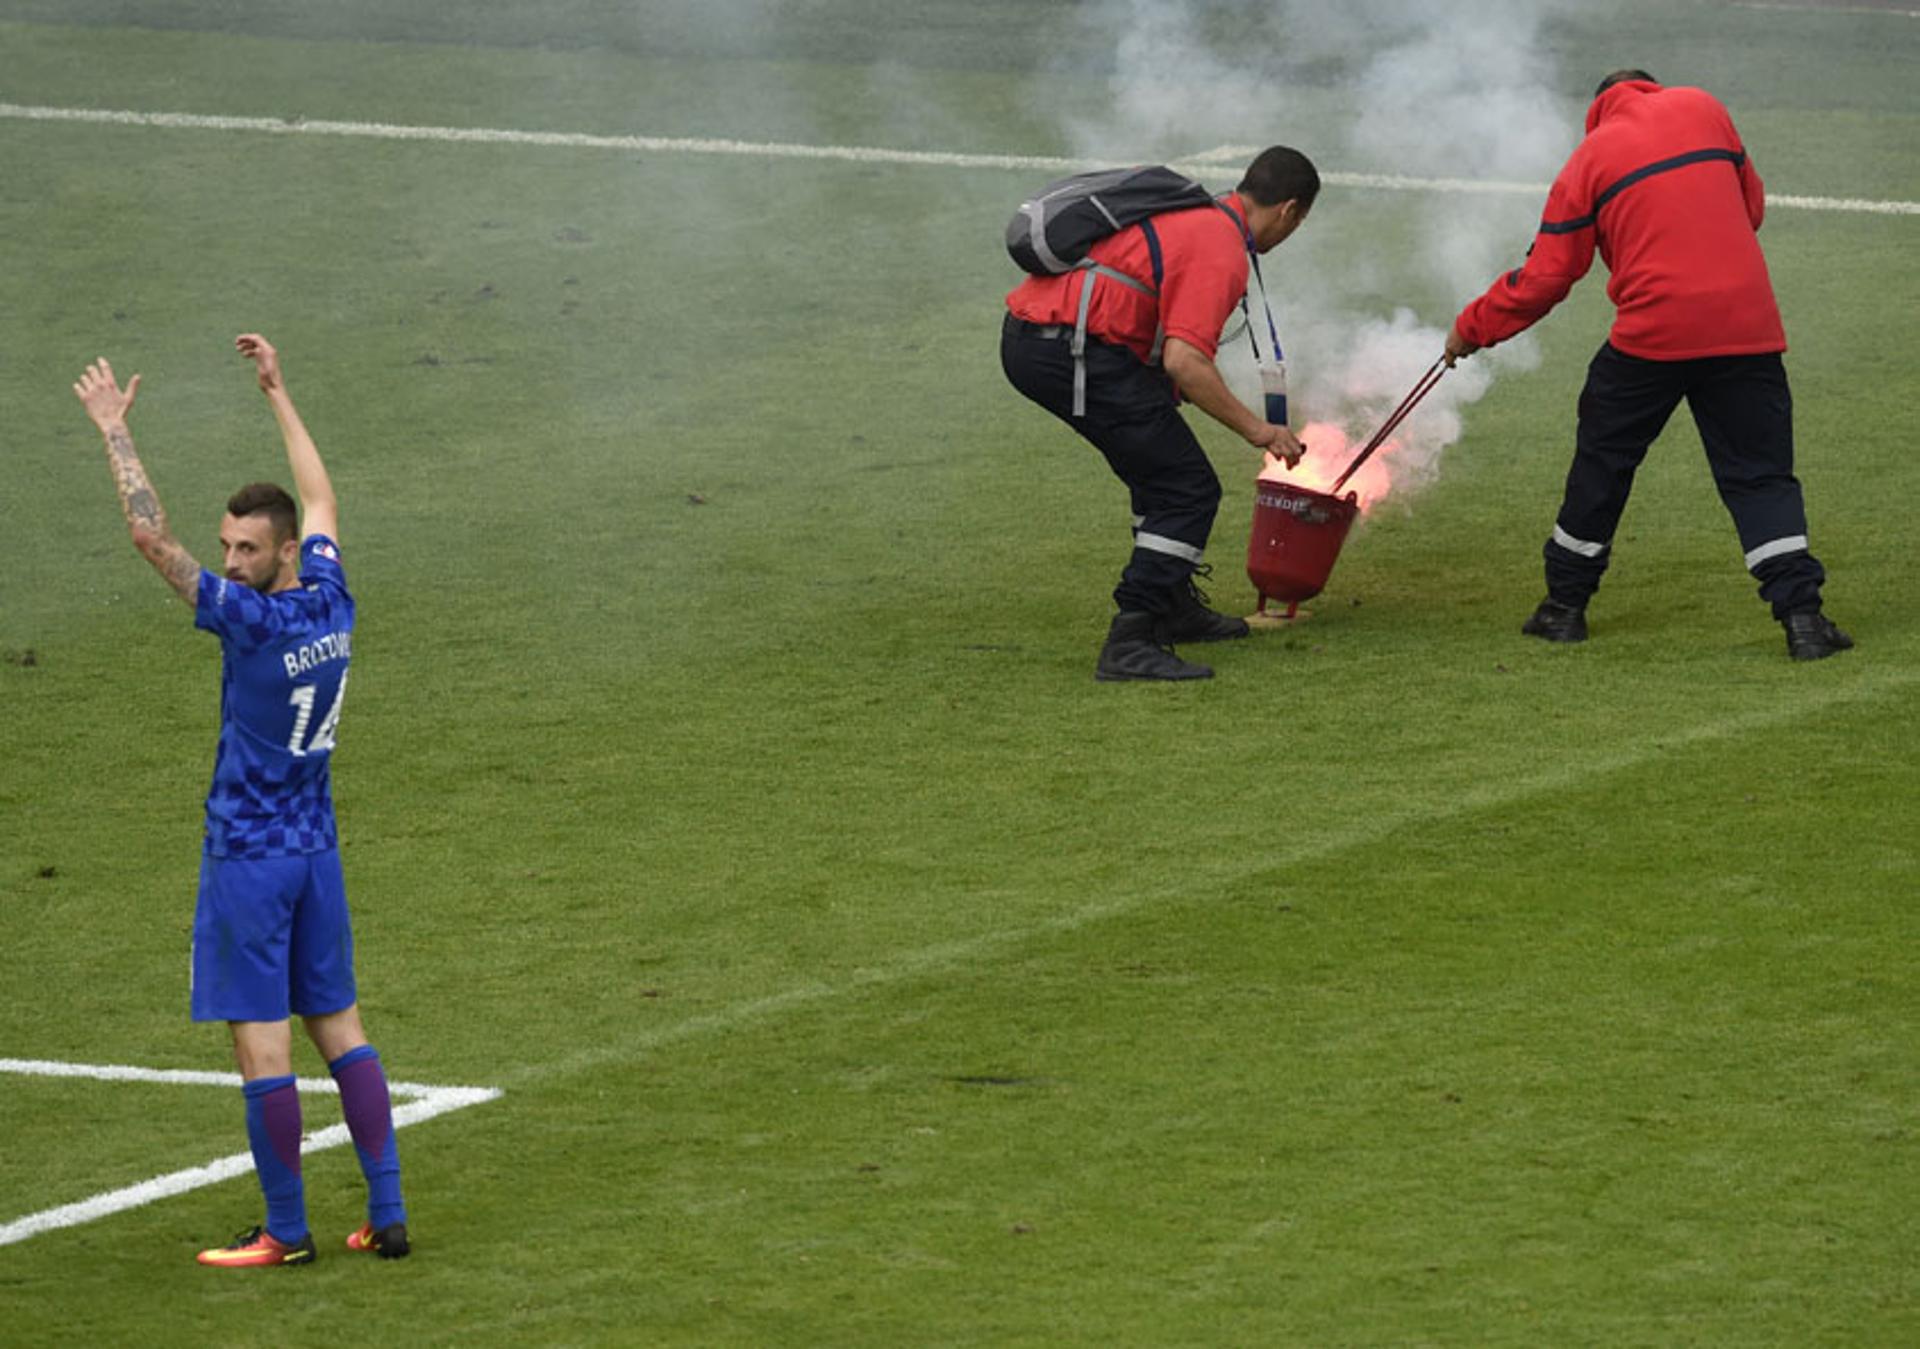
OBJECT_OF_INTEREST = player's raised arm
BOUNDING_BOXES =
[237,333,339,544]
[74,358,202,605]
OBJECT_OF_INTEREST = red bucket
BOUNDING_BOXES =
[1245,477,1359,619]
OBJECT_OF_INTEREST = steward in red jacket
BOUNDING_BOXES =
[1447,72,1849,660]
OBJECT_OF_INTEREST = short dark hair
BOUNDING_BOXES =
[1595,69,1657,98]
[226,482,298,543]
[1238,146,1320,210]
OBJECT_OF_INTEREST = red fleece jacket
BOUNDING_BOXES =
[1455,81,1785,360]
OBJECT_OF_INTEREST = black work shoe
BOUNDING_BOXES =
[1521,598,1588,643]
[1157,565,1251,644]
[1782,611,1853,661]
[1096,612,1213,682]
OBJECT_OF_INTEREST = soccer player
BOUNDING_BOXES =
[74,335,410,1267]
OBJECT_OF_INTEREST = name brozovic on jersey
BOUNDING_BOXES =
[194,534,354,859]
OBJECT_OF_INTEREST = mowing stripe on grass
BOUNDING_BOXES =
[0,1058,500,1247]
[513,662,1920,1091]
[1,101,1916,217]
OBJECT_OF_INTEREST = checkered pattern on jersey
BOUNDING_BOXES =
[204,740,339,859]
[195,536,355,860]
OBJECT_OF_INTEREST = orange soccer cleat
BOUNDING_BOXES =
[196,1225,316,1268]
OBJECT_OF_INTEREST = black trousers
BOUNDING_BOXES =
[1546,343,1825,619]
[1001,314,1221,615]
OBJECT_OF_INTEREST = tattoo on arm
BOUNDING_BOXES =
[106,428,155,514]
[148,538,202,603]
[103,425,201,605]
[125,486,161,530]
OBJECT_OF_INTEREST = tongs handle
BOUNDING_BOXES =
[1329,355,1448,495]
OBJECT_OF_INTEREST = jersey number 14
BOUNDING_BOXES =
[287,671,348,757]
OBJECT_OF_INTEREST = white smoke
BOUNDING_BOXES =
[1062,0,1296,158]
[1056,0,1588,504]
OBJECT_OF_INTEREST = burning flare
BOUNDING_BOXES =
[1257,421,1403,512]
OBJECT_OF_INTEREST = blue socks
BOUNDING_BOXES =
[329,1045,407,1228]
[242,1049,406,1240]
[242,1074,306,1243]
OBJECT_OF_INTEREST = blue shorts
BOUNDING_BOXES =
[191,850,357,1023]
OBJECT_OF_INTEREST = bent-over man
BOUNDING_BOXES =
[1004,146,1318,682]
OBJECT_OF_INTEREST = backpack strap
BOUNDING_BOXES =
[1069,257,1157,417]
[1140,218,1169,367]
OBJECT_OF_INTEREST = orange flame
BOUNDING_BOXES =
[1256,420,1403,513]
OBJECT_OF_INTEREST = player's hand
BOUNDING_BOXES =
[1444,324,1479,367]
[73,358,140,433]
[236,333,282,392]
[1250,421,1305,467]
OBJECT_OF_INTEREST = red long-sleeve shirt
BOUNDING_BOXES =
[1455,81,1785,361]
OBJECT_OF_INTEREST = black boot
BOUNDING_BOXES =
[1521,597,1588,643]
[1156,565,1250,644]
[1095,612,1213,682]
[1782,609,1853,661]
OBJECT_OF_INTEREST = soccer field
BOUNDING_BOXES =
[2,1,1916,1343]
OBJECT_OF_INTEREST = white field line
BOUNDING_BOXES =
[0,1058,500,1247]
[1192,138,1920,214]
[2,101,1916,217]
[1732,2,1920,15]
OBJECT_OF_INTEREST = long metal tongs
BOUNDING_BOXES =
[1329,356,1448,494]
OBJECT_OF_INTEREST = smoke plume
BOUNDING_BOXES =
[1056,0,1589,506]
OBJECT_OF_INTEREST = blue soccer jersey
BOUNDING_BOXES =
[194,535,354,859]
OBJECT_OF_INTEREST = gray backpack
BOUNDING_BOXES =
[1006,165,1216,275]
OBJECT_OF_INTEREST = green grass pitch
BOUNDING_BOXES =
[1,2,1916,1343]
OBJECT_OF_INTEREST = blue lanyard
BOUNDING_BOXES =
[1246,252,1284,363]
[1218,198,1285,363]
